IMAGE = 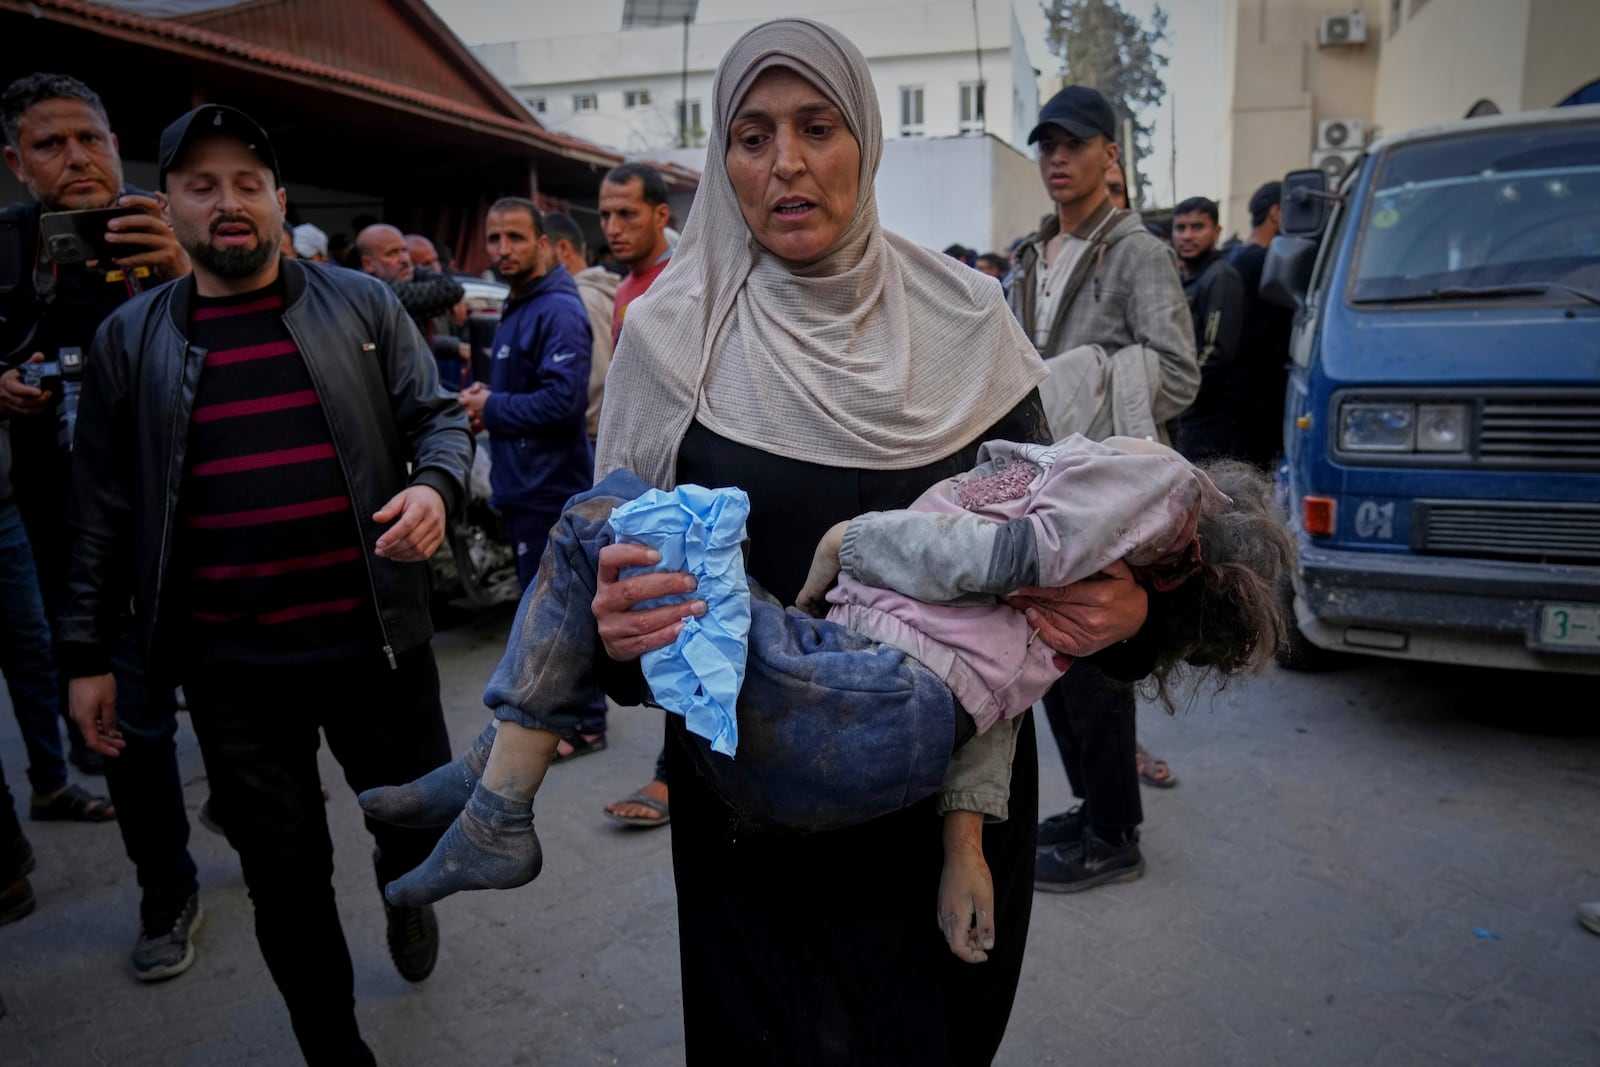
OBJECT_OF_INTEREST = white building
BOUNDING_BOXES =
[469,0,1041,158]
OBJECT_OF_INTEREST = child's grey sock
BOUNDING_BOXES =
[382,781,543,907]
[359,720,497,829]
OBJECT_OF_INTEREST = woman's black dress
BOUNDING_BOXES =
[667,397,1049,1066]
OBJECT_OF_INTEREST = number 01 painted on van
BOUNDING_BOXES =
[1353,500,1396,540]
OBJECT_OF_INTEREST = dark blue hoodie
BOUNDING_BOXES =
[483,265,594,514]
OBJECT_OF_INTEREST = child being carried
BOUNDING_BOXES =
[359,434,1292,964]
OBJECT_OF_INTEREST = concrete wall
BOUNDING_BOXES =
[1520,0,1600,108]
[1370,0,1597,135]
[988,135,1048,252]
[1373,0,1531,135]
[874,133,1041,254]
[1219,0,1382,235]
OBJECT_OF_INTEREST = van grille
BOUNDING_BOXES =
[1479,397,1600,467]
[1414,500,1600,563]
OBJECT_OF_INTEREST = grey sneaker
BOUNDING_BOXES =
[133,893,203,982]
[1580,901,1600,936]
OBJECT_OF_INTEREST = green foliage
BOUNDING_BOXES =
[1042,0,1170,204]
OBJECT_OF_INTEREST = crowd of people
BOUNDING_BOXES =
[0,16,1418,1065]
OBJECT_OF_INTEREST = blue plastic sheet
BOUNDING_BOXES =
[607,485,751,757]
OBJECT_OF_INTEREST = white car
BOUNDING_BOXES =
[458,277,509,315]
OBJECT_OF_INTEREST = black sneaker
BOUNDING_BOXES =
[133,892,203,982]
[1036,805,1088,850]
[375,850,438,982]
[1034,833,1145,894]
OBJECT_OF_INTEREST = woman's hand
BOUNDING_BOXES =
[795,521,850,616]
[1005,560,1149,669]
[937,811,994,964]
[592,543,705,662]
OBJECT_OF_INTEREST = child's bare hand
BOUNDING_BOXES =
[795,521,850,616]
[938,812,995,964]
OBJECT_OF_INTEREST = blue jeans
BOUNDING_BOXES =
[0,503,67,795]
[483,470,958,832]
[503,504,606,738]
[12,489,197,923]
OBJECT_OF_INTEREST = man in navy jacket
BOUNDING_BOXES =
[462,198,594,588]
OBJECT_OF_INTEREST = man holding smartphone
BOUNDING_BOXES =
[0,73,200,981]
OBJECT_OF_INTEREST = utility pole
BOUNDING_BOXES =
[1121,114,1138,207]
[1169,93,1177,208]
[970,0,986,135]
[680,15,690,148]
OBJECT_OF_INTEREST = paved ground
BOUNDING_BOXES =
[2,608,1597,1065]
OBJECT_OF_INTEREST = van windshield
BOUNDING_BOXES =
[1350,122,1600,304]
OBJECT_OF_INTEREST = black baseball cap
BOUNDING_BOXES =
[1027,86,1118,144]
[157,104,281,191]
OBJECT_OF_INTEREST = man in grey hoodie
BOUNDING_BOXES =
[1008,85,1199,893]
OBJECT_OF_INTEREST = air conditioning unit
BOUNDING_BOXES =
[1319,12,1367,46]
[1313,149,1360,187]
[1317,118,1365,151]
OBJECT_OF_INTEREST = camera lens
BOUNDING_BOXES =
[47,233,89,263]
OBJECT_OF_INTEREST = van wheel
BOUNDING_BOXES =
[1275,581,1344,672]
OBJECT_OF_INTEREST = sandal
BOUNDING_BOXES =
[1136,747,1178,789]
[603,791,670,828]
[31,783,117,822]
[551,732,608,764]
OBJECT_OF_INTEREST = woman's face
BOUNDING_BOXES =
[726,67,861,265]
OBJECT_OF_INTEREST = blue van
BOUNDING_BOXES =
[1263,105,1600,675]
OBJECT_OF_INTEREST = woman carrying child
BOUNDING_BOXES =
[367,19,1285,1066]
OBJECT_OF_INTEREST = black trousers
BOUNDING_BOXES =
[1040,659,1143,837]
[668,713,1039,1066]
[183,645,451,1067]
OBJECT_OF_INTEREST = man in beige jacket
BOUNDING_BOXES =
[541,212,618,443]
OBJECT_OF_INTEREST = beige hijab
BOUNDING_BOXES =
[594,18,1046,489]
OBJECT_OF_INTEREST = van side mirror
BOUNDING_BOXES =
[1260,235,1320,310]
[1280,169,1332,238]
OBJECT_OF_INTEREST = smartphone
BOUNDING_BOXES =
[38,205,145,265]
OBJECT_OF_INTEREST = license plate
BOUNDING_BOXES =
[1537,604,1600,650]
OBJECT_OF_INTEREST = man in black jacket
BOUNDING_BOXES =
[1,71,199,979]
[1227,181,1295,468]
[61,105,472,1066]
[1168,195,1245,461]
[359,222,470,387]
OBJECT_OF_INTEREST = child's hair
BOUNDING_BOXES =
[1144,459,1294,711]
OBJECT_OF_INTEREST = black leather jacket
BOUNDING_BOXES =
[58,258,473,678]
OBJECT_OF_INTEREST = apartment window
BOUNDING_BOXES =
[899,86,925,137]
[676,99,705,144]
[573,93,598,112]
[624,89,652,108]
[526,96,546,114]
[959,82,985,133]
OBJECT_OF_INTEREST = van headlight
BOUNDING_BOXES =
[1415,404,1469,452]
[1338,401,1469,454]
[1339,403,1415,451]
